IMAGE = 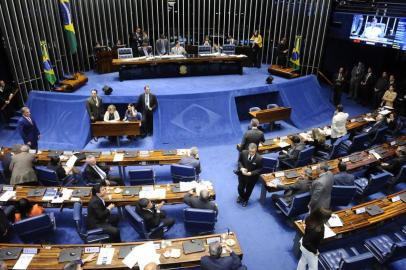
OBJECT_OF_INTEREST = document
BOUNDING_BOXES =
[327,214,343,227]
[123,242,160,269]
[370,151,382,160]
[0,191,16,202]
[323,224,336,239]
[139,188,166,200]
[51,188,73,203]
[113,153,124,162]
[363,117,375,122]
[278,141,290,148]
[96,247,115,265]
[139,150,150,157]
[274,172,284,177]
[379,109,391,115]
[65,155,77,168]
[13,254,35,270]
[177,149,190,156]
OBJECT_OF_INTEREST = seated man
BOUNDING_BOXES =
[238,118,265,151]
[136,198,175,238]
[270,168,313,205]
[87,183,121,242]
[0,208,11,242]
[201,242,247,270]
[1,144,22,184]
[383,146,406,186]
[47,156,78,182]
[333,162,355,186]
[360,114,387,139]
[178,147,201,175]
[171,41,187,55]
[183,189,218,215]
[83,155,122,186]
[278,135,306,163]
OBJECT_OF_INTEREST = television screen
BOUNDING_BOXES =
[349,14,406,50]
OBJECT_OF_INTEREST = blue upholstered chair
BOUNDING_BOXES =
[349,133,370,153]
[184,208,217,233]
[280,146,315,169]
[315,134,350,162]
[330,185,357,207]
[170,164,197,183]
[392,165,406,186]
[319,246,375,270]
[72,202,110,244]
[364,234,406,264]
[35,166,61,186]
[124,205,166,239]
[261,157,278,174]
[128,168,155,185]
[249,106,261,112]
[354,170,392,196]
[274,192,311,217]
[369,126,388,147]
[12,213,55,242]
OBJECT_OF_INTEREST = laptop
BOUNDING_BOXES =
[182,239,205,255]
[0,247,22,260]
[27,188,46,197]
[365,205,384,216]
[58,248,82,263]
[399,193,406,203]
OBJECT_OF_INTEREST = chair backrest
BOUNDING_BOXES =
[295,146,315,167]
[266,104,278,109]
[331,185,357,207]
[287,192,311,217]
[170,164,197,183]
[36,167,60,186]
[340,251,375,270]
[13,214,54,240]
[350,133,370,153]
[128,169,155,185]
[117,47,133,58]
[390,240,406,263]
[124,205,149,239]
[364,170,392,195]
[262,157,278,174]
[395,165,406,182]
[370,126,388,145]
[73,202,86,236]
[249,106,261,112]
[184,208,217,232]
[331,134,351,159]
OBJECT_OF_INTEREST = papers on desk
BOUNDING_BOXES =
[177,149,190,156]
[42,188,58,201]
[327,214,343,228]
[322,127,331,136]
[278,141,290,148]
[363,117,375,122]
[122,242,160,269]
[65,155,77,168]
[179,181,213,193]
[369,150,382,160]
[51,188,73,203]
[139,188,166,200]
[323,224,337,239]
[236,54,246,58]
[139,150,150,157]
[274,172,285,177]
[96,247,115,265]
[267,178,281,187]
[379,109,391,115]
[299,133,312,142]
[113,153,124,162]
[0,191,16,202]
[13,253,35,270]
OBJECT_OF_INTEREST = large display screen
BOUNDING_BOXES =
[349,14,406,50]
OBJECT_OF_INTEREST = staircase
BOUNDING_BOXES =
[6,110,21,129]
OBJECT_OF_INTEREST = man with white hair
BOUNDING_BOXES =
[183,188,218,215]
[9,145,37,185]
[178,147,201,175]
[82,155,122,186]
[17,107,40,150]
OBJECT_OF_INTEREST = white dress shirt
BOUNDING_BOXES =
[331,112,349,139]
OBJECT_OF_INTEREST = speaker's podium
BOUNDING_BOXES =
[268,65,300,79]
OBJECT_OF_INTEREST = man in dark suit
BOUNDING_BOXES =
[361,114,386,140]
[373,72,389,108]
[87,183,121,242]
[360,67,375,106]
[178,147,201,175]
[0,207,11,242]
[201,242,247,270]
[17,107,40,150]
[349,61,365,100]
[138,42,153,57]
[333,162,355,186]
[136,198,175,238]
[236,143,263,207]
[308,164,334,212]
[332,67,345,106]
[155,34,169,55]
[183,189,218,215]
[382,146,406,186]
[238,118,265,151]
[278,135,306,164]
[0,80,13,107]
[137,85,158,136]
[86,89,104,122]
[82,155,122,186]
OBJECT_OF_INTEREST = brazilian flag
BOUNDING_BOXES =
[59,0,77,54]
[290,36,301,71]
[40,41,57,86]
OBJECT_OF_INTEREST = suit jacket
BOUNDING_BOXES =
[9,152,37,185]
[136,205,162,231]
[87,195,111,229]
[137,93,158,114]
[309,171,334,211]
[86,96,104,121]
[178,156,201,175]
[183,193,218,214]
[287,143,306,160]
[240,128,265,151]
[351,65,365,82]
[277,179,312,204]
[374,77,389,93]
[201,252,244,270]
[381,156,406,176]
[333,72,345,88]
[238,150,263,180]
[365,119,386,136]
[138,46,152,57]
[83,164,109,184]
[171,46,187,55]
[333,172,355,186]
[331,112,349,139]
[47,163,67,181]
[17,117,40,147]
[155,39,169,55]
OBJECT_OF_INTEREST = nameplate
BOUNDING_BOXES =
[23,248,38,254]
[2,185,13,191]
[274,172,284,177]
[84,247,100,254]
[341,157,350,163]
[390,141,396,146]
[355,207,366,214]
[391,196,400,203]
[311,165,318,170]
[28,149,36,154]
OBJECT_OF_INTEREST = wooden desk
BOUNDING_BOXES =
[91,121,141,146]
[54,73,88,93]
[0,232,242,269]
[259,136,406,204]
[8,183,215,207]
[268,64,300,79]
[112,55,247,81]
[249,107,292,125]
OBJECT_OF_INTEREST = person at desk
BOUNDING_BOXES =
[331,104,349,143]
[103,104,120,122]
[250,30,263,68]
[142,31,150,45]
[333,161,355,186]
[178,146,201,175]
[381,146,406,182]
[203,35,211,46]
[278,135,306,164]
[124,103,142,121]
[361,113,386,139]
[131,27,143,54]
[86,89,104,122]
[138,42,153,57]
[1,144,22,183]
[14,198,44,222]
[235,143,263,207]
[226,35,238,46]
[238,118,265,151]
[373,72,389,108]
[17,107,40,150]
[63,253,97,270]
[276,37,288,68]
[386,112,403,136]
[9,145,37,186]
[201,242,247,270]
[136,198,175,238]
[87,183,121,242]
[137,85,158,136]
[156,34,169,55]
[332,67,345,106]
[47,156,78,182]
[83,155,121,186]
[183,189,218,215]
[381,85,397,108]
[171,41,187,55]
[308,164,334,212]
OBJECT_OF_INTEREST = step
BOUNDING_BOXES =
[7,122,18,129]
[9,116,19,123]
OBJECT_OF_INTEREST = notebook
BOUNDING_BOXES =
[0,247,22,260]
[118,245,136,259]
[182,239,205,255]
[58,248,82,263]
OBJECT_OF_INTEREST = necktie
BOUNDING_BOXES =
[93,165,106,180]
[249,155,253,161]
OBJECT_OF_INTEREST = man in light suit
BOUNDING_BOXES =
[178,147,201,175]
[331,104,349,143]
[238,118,265,151]
[86,89,104,122]
[236,143,263,207]
[201,242,247,270]
[308,164,334,212]
[333,162,355,186]
[183,189,218,215]
[171,41,187,55]
[17,107,40,150]
[137,85,158,136]
[9,145,37,185]
[155,34,169,55]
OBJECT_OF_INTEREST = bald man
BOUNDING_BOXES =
[144,262,158,270]
[183,189,218,215]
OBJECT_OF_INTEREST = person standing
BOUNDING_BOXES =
[359,67,374,106]
[308,164,334,212]
[276,37,288,68]
[250,30,263,68]
[349,61,365,101]
[381,85,397,108]
[137,85,158,136]
[155,34,169,56]
[131,27,143,55]
[236,143,263,207]
[17,107,40,150]
[373,72,389,108]
[0,80,13,107]
[330,104,349,143]
[9,145,37,185]
[238,118,265,151]
[86,89,104,122]
[332,67,345,106]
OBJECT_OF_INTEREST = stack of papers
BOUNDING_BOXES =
[0,191,16,202]
[327,214,343,227]
[178,181,213,194]
[51,189,73,203]
[370,151,382,160]
[323,127,332,136]
[65,155,78,168]
[123,242,160,269]
[275,172,285,177]
[268,178,281,187]
[13,254,35,270]
[177,149,190,156]
[139,151,150,157]
[113,153,124,162]
[42,188,58,201]
[96,248,115,265]
[278,141,290,148]
[379,109,391,115]
[139,189,166,200]
[364,117,375,122]
[323,224,337,239]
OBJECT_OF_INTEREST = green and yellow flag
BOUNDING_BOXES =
[59,0,77,54]
[40,41,57,85]
[290,36,301,71]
